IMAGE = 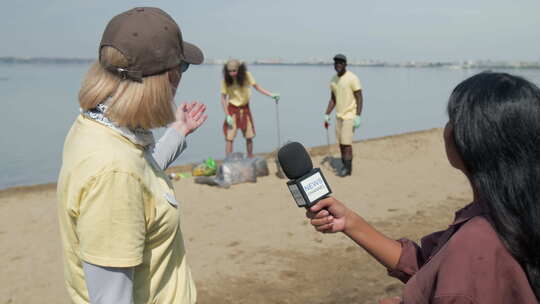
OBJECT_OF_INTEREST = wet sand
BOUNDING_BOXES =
[0,128,472,303]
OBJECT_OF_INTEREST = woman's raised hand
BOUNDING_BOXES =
[171,101,208,136]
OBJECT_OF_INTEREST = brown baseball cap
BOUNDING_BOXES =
[99,7,204,82]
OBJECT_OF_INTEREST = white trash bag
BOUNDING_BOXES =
[194,153,269,188]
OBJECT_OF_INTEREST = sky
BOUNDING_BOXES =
[2,0,540,62]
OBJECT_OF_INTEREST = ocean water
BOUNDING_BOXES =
[2,63,540,190]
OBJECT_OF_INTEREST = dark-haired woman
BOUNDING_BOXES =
[306,72,540,303]
[221,59,280,158]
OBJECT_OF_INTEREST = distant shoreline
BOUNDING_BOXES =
[0,128,440,197]
[2,57,540,70]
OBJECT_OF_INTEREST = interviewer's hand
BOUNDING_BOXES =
[308,197,403,270]
[306,197,350,233]
[171,101,208,136]
[379,296,401,304]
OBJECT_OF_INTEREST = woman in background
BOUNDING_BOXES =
[307,72,540,303]
[221,59,280,158]
[57,7,207,304]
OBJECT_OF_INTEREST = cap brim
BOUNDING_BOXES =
[183,41,204,65]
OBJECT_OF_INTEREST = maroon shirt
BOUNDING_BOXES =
[388,201,538,303]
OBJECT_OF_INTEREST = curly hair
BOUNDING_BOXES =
[223,62,247,87]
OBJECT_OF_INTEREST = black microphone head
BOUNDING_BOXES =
[278,142,313,179]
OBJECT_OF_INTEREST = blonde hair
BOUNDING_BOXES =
[79,46,176,129]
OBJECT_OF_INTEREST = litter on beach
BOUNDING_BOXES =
[195,153,269,188]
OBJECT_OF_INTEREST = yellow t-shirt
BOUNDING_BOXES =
[220,71,256,107]
[330,70,362,120]
[57,116,196,304]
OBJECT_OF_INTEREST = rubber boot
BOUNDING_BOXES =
[344,159,352,175]
[338,159,351,177]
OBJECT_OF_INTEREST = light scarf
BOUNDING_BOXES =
[81,103,155,147]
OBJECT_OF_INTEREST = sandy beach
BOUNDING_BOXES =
[0,128,472,304]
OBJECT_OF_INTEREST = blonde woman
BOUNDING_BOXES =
[221,59,280,158]
[57,7,206,304]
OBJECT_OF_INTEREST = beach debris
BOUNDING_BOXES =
[194,153,269,188]
[252,156,270,177]
[168,172,192,180]
[192,157,217,176]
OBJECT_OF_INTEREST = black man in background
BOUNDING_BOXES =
[324,53,363,177]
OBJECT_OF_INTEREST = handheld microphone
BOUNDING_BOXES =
[278,142,332,208]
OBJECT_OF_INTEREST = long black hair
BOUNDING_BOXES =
[223,62,248,87]
[447,72,540,299]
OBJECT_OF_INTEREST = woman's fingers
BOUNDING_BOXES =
[309,197,335,213]
[191,104,206,121]
[171,101,207,135]
[315,222,333,232]
[306,209,329,219]
[188,101,199,109]
[176,103,188,115]
[179,101,201,114]
[188,103,205,117]
[196,114,208,127]
[311,215,333,227]
[183,102,202,116]
[379,297,401,304]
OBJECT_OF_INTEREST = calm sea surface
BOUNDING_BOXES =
[2,63,540,190]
